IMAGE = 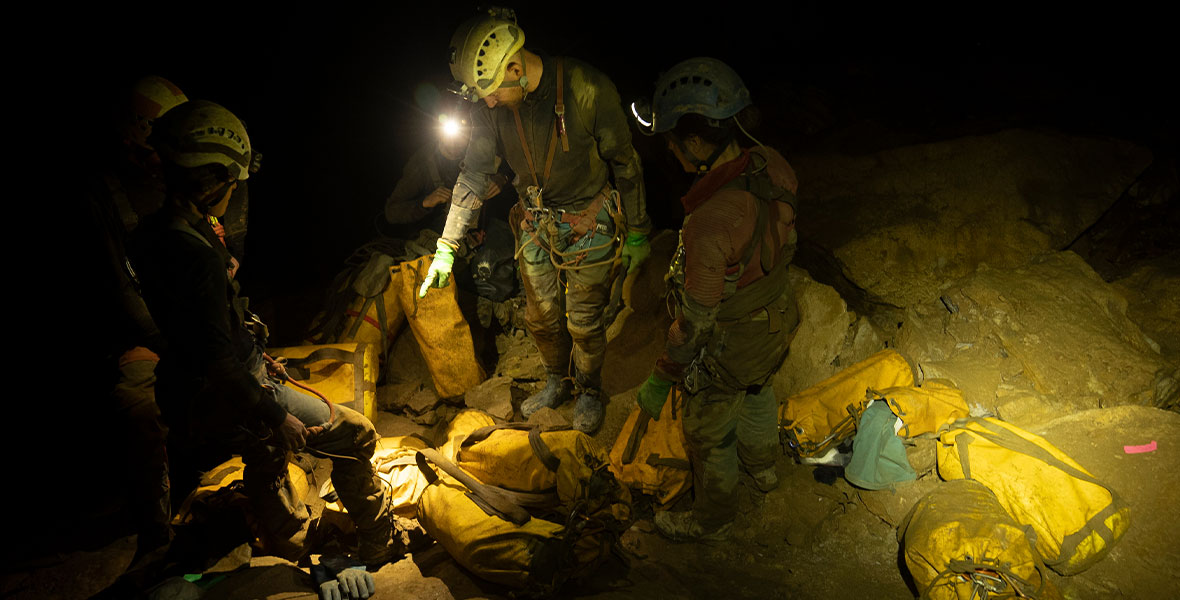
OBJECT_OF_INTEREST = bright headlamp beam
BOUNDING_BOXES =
[441,117,461,138]
[631,101,652,128]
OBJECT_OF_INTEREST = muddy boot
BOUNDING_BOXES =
[521,375,571,418]
[746,466,779,493]
[653,510,731,543]
[571,389,604,434]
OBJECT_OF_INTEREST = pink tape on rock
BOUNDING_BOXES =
[1123,440,1157,454]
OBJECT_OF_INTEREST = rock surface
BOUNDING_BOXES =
[794,129,1152,307]
[463,375,514,421]
[773,266,885,398]
[897,251,1175,428]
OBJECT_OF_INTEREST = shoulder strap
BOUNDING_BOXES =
[509,58,565,193]
[416,449,557,524]
[461,423,565,472]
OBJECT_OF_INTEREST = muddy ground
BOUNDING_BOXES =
[9,225,1178,600]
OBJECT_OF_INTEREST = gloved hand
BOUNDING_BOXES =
[636,373,674,420]
[418,240,456,297]
[621,232,650,273]
[336,567,376,599]
[319,580,343,600]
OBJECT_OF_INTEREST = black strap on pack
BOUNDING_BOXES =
[415,448,555,524]
[280,347,368,414]
[462,423,564,473]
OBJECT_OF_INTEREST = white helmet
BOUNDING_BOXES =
[150,100,252,181]
[447,8,525,102]
[123,75,188,149]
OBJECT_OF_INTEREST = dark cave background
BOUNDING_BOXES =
[67,1,1176,345]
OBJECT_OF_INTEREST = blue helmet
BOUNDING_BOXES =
[637,57,751,135]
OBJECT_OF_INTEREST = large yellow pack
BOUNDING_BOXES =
[870,379,970,438]
[608,387,692,510]
[172,456,311,527]
[307,254,485,399]
[267,342,377,422]
[937,417,1130,575]
[456,423,632,528]
[439,409,498,460]
[414,449,619,595]
[780,349,914,458]
[900,479,1054,600]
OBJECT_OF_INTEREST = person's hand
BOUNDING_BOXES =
[636,373,674,420]
[227,256,240,279]
[319,580,343,600]
[482,175,507,200]
[277,413,308,450]
[621,232,650,273]
[336,568,376,599]
[418,241,456,297]
[422,187,452,208]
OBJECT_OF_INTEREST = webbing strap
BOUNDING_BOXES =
[645,454,691,470]
[282,347,366,413]
[346,297,374,339]
[555,59,569,153]
[460,423,563,473]
[509,58,565,195]
[511,108,559,192]
[621,411,652,465]
[415,449,549,524]
[527,428,561,472]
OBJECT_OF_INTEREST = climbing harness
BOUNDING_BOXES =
[508,58,625,274]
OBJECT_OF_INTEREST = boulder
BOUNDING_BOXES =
[527,407,571,429]
[495,332,547,381]
[463,376,514,421]
[773,266,885,398]
[896,251,1174,428]
[1111,262,1180,361]
[794,129,1152,307]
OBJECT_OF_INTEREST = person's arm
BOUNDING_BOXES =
[158,236,287,428]
[653,209,732,382]
[584,71,650,234]
[439,107,498,246]
[384,149,436,225]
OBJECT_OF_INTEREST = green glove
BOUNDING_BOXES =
[636,373,674,420]
[621,232,650,273]
[336,567,375,599]
[418,240,456,297]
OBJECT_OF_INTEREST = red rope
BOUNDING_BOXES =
[262,353,336,436]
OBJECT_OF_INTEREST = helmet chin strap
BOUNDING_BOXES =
[518,54,530,102]
[676,133,735,179]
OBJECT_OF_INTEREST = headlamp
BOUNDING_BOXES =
[630,99,655,136]
[439,114,462,138]
[447,80,480,103]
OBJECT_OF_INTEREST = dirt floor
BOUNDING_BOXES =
[9,228,1178,600]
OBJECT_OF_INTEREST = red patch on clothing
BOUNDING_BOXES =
[679,150,752,215]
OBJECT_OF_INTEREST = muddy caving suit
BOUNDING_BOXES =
[658,147,800,531]
[442,52,649,392]
[135,209,392,562]
[83,158,172,549]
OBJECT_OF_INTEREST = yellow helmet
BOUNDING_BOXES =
[150,100,252,181]
[447,8,525,102]
[123,75,189,149]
